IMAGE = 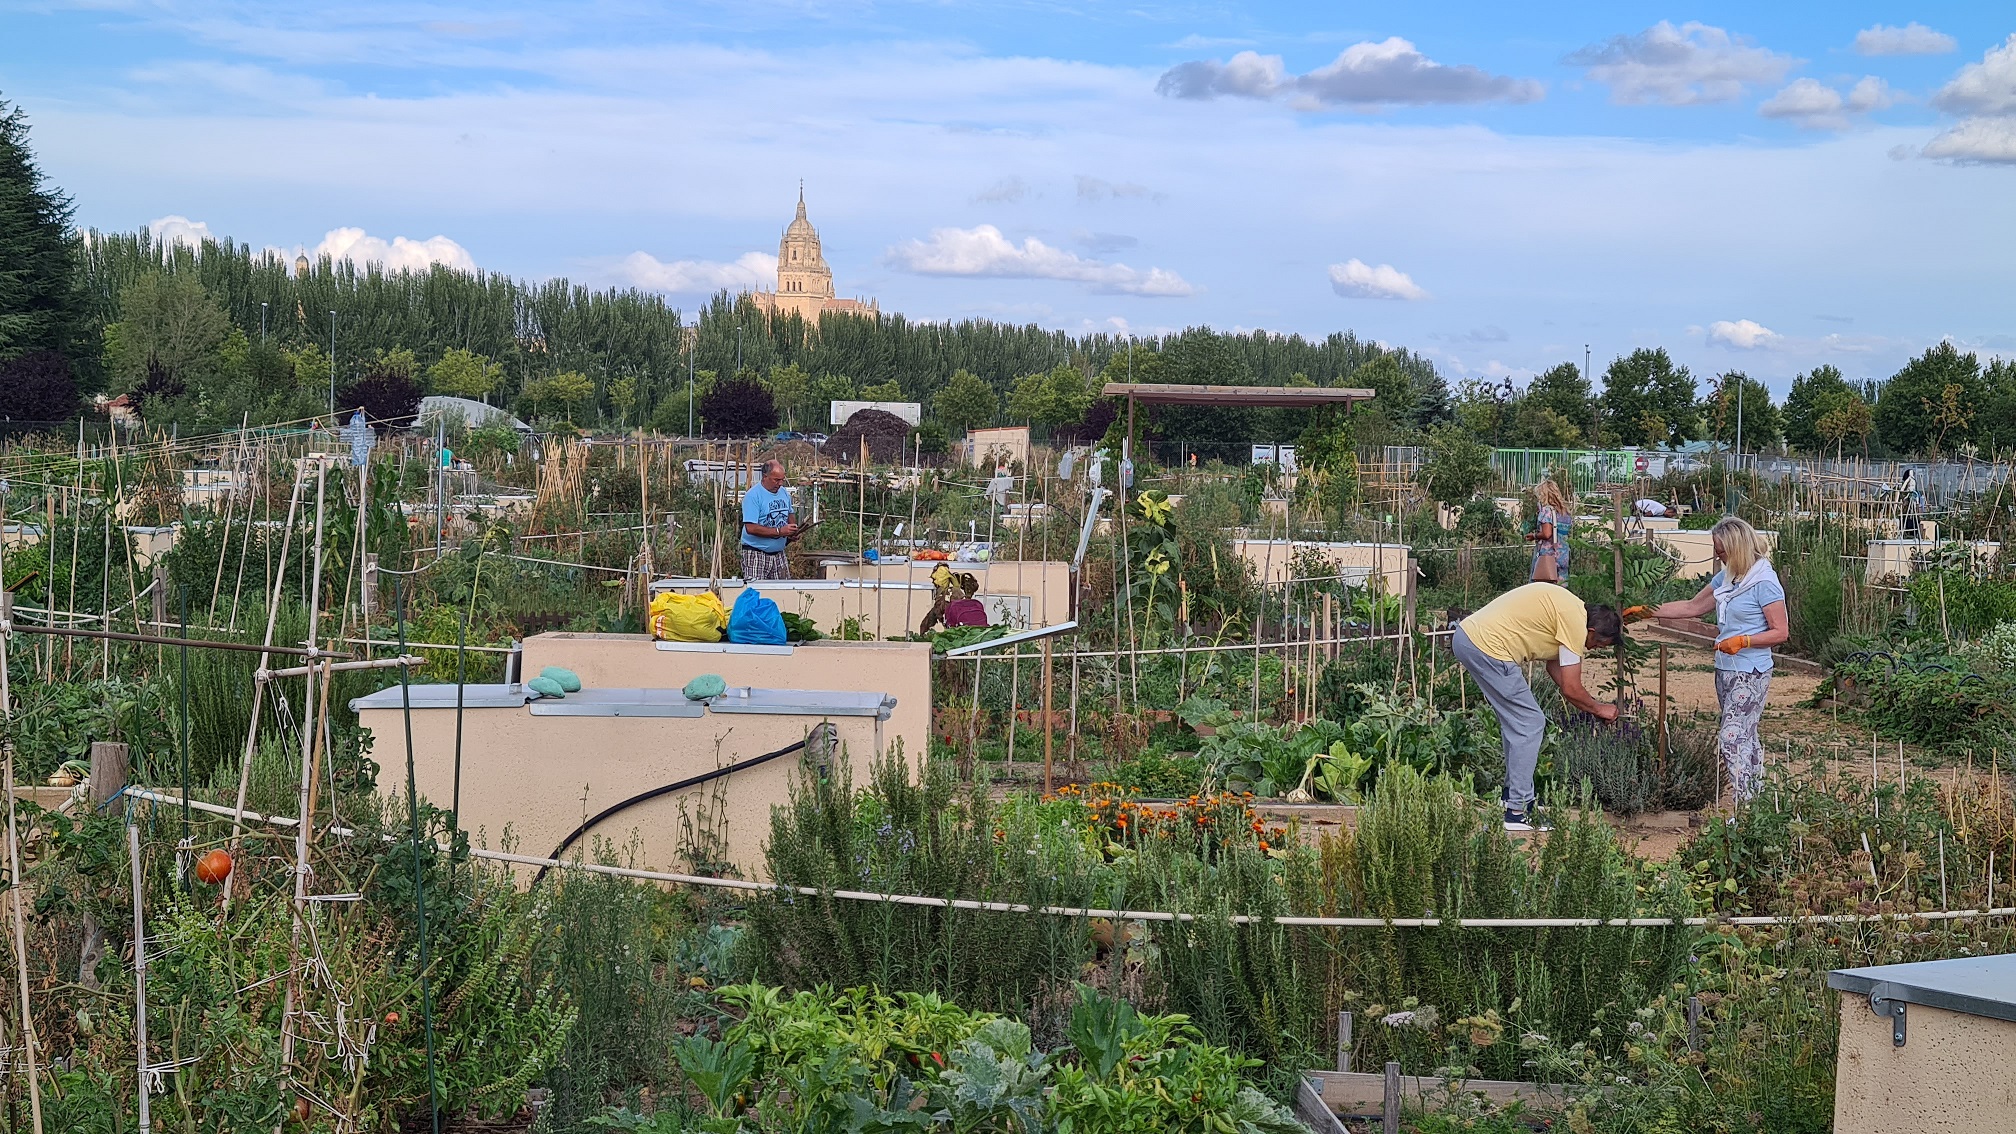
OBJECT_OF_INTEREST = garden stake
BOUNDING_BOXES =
[278,458,330,1101]
[178,586,191,883]
[128,823,149,1134]
[1067,650,1080,769]
[1940,831,1949,910]
[0,587,45,1134]
[396,583,444,1134]
[1043,636,1054,795]
[225,459,309,912]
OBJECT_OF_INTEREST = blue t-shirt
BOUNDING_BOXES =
[1710,566,1785,673]
[741,483,793,553]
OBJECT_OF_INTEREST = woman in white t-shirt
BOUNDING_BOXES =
[1626,516,1788,801]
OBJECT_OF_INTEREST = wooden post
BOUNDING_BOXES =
[1612,490,1625,596]
[1382,1061,1401,1134]
[151,564,167,631]
[77,742,130,991]
[1336,1011,1354,1073]
[1657,644,1669,768]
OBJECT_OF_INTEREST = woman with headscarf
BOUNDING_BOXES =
[1526,478,1573,583]
[1625,516,1788,801]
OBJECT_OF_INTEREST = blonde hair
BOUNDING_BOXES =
[1533,478,1570,515]
[1711,515,1770,582]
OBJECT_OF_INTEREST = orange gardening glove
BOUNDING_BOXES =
[1621,605,1654,623]
[1716,634,1752,655]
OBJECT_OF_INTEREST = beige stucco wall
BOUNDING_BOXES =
[1232,540,1410,593]
[355,699,888,881]
[1865,540,2000,581]
[520,633,930,770]
[819,559,1073,629]
[1653,528,1778,579]
[965,426,1030,468]
[1834,996,2016,1133]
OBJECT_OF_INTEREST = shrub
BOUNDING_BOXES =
[700,370,778,437]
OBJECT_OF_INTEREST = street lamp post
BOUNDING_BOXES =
[687,327,697,438]
[328,311,337,418]
[735,326,743,374]
[260,302,268,345]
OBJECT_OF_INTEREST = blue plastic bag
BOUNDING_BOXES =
[728,587,788,645]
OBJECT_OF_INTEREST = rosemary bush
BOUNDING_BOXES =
[743,747,1100,1012]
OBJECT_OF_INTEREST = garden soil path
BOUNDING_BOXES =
[1609,627,1834,863]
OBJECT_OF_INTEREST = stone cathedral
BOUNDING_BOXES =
[747,188,879,321]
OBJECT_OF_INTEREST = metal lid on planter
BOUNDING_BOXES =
[526,688,707,718]
[1829,953,2016,1024]
[348,683,537,712]
[705,687,896,720]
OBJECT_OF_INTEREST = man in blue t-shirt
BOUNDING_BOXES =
[740,459,800,580]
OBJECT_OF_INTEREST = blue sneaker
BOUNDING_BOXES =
[1503,806,1552,833]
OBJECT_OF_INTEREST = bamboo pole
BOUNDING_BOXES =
[225,460,309,910]
[277,460,330,1101]
[0,590,46,1133]
[128,823,151,1134]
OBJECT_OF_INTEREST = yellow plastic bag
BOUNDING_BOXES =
[650,591,727,642]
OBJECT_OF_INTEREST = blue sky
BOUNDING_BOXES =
[4,2,2013,393]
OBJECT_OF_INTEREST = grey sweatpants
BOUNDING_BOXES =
[1452,627,1547,809]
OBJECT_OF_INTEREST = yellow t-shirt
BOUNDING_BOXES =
[1461,583,1589,665]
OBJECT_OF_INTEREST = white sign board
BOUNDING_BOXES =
[830,400,922,427]
[1250,444,1298,474]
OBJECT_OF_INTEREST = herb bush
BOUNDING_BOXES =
[743,747,1101,1012]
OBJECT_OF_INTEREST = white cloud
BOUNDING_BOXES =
[1853,23,1957,57]
[1932,34,2016,116]
[1157,50,1286,99]
[1924,35,2016,162]
[886,225,1195,297]
[313,227,476,272]
[614,250,776,293]
[147,215,217,247]
[1922,116,2016,162]
[1158,38,1542,106]
[1706,319,1781,349]
[1328,259,1428,301]
[1759,76,1894,129]
[1569,21,1796,106]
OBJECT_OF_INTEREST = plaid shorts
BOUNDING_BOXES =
[739,546,792,581]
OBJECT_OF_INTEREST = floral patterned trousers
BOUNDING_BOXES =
[1714,669,1773,802]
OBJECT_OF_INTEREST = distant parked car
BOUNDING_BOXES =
[806,432,829,445]
[774,430,805,442]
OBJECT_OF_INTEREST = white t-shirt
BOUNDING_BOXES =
[1634,499,1669,516]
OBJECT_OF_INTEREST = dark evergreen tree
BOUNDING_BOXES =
[339,371,424,429]
[0,97,87,378]
[0,349,78,421]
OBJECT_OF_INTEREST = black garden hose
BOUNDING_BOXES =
[530,725,833,887]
